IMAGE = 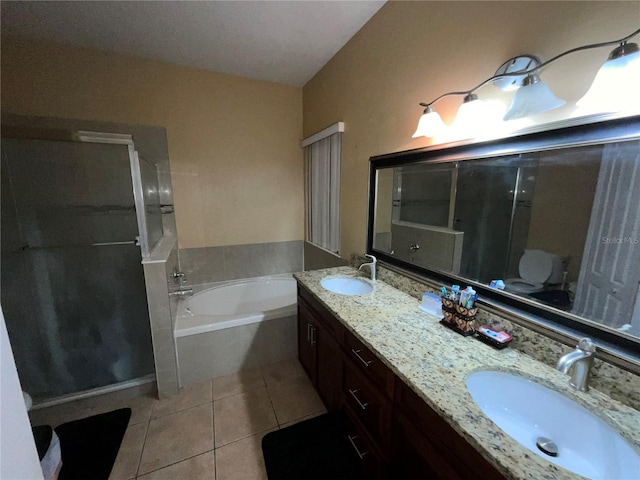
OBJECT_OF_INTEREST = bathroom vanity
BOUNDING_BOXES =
[294,267,640,480]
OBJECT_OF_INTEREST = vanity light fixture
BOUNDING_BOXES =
[451,93,506,137]
[412,104,446,138]
[576,41,640,113]
[503,73,565,121]
[413,27,640,138]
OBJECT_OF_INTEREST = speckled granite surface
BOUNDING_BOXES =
[356,257,640,411]
[295,266,640,480]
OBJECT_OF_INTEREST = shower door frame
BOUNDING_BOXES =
[1,125,161,405]
[1,126,154,257]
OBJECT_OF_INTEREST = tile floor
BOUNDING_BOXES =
[28,358,326,480]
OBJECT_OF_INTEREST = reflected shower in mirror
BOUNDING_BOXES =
[370,116,640,341]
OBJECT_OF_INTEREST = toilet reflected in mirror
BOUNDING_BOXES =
[504,249,566,295]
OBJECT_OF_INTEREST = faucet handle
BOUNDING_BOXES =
[577,337,596,353]
[364,254,377,263]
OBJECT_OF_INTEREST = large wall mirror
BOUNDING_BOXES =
[368,115,640,354]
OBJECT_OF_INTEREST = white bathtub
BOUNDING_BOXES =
[174,275,298,385]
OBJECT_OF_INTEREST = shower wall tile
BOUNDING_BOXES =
[179,240,303,286]
[151,327,180,399]
[164,246,180,328]
[143,235,180,399]
[144,262,173,331]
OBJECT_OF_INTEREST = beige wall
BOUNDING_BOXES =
[527,150,601,282]
[1,39,304,249]
[303,1,640,259]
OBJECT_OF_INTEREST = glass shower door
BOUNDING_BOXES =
[1,137,155,401]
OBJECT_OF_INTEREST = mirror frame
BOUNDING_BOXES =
[367,114,640,360]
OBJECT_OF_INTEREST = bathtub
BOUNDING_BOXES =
[174,275,298,386]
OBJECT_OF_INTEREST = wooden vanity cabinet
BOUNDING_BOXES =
[392,380,504,480]
[296,284,505,480]
[341,332,393,479]
[297,286,343,412]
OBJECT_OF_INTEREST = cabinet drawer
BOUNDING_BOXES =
[298,286,343,341]
[343,330,394,398]
[343,361,391,449]
[344,409,385,480]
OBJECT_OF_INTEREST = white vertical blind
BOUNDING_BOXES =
[305,129,342,254]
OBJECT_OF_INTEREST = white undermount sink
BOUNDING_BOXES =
[320,276,373,296]
[466,370,640,479]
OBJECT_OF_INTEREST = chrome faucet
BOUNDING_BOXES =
[169,287,193,297]
[556,338,596,392]
[171,271,186,284]
[358,254,377,282]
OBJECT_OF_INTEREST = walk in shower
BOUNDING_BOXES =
[384,159,535,281]
[1,128,161,402]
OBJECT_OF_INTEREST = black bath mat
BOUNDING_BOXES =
[262,414,367,480]
[55,407,131,480]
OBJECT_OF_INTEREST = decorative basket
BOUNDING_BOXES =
[440,297,478,336]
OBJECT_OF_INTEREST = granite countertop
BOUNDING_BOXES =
[294,266,640,480]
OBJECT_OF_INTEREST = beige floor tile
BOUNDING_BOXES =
[213,387,277,447]
[212,368,265,401]
[91,394,155,426]
[215,430,275,480]
[278,409,327,430]
[30,391,156,428]
[260,358,305,388]
[29,404,96,428]
[109,422,148,480]
[137,450,215,480]
[151,380,212,418]
[267,375,325,425]
[138,403,214,475]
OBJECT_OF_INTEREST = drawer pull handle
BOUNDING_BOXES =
[347,435,368,459]
[351,348,373,367]
[348,388,368,410]
[310,325,316,346]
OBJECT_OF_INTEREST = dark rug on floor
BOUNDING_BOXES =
[262,414,367,480]
[54,407,131,480]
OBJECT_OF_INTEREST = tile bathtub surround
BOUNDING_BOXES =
[353,258,640,411]
[295,267,640,480]
[30,358,326,480]
[143,235,180,398]
[179,240,303,286]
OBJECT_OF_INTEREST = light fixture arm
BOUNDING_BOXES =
[418,27,640,109]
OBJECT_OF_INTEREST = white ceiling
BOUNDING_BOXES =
[1,1,385,86]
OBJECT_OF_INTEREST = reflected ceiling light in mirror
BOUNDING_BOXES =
[412,105,446,138]
[576,41,640,113]
[503,74,565,121]
[412,28,640,140]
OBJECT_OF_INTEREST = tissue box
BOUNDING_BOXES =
[419,292,443,316]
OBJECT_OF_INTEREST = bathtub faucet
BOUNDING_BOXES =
[359,254,377,282]
[169,287,193,297]
[171,271,186,284]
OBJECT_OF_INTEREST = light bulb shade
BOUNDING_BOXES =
[412,109,446,138]
[503,78,565,121]
[451,98,506,138]
[576,49,640,113]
